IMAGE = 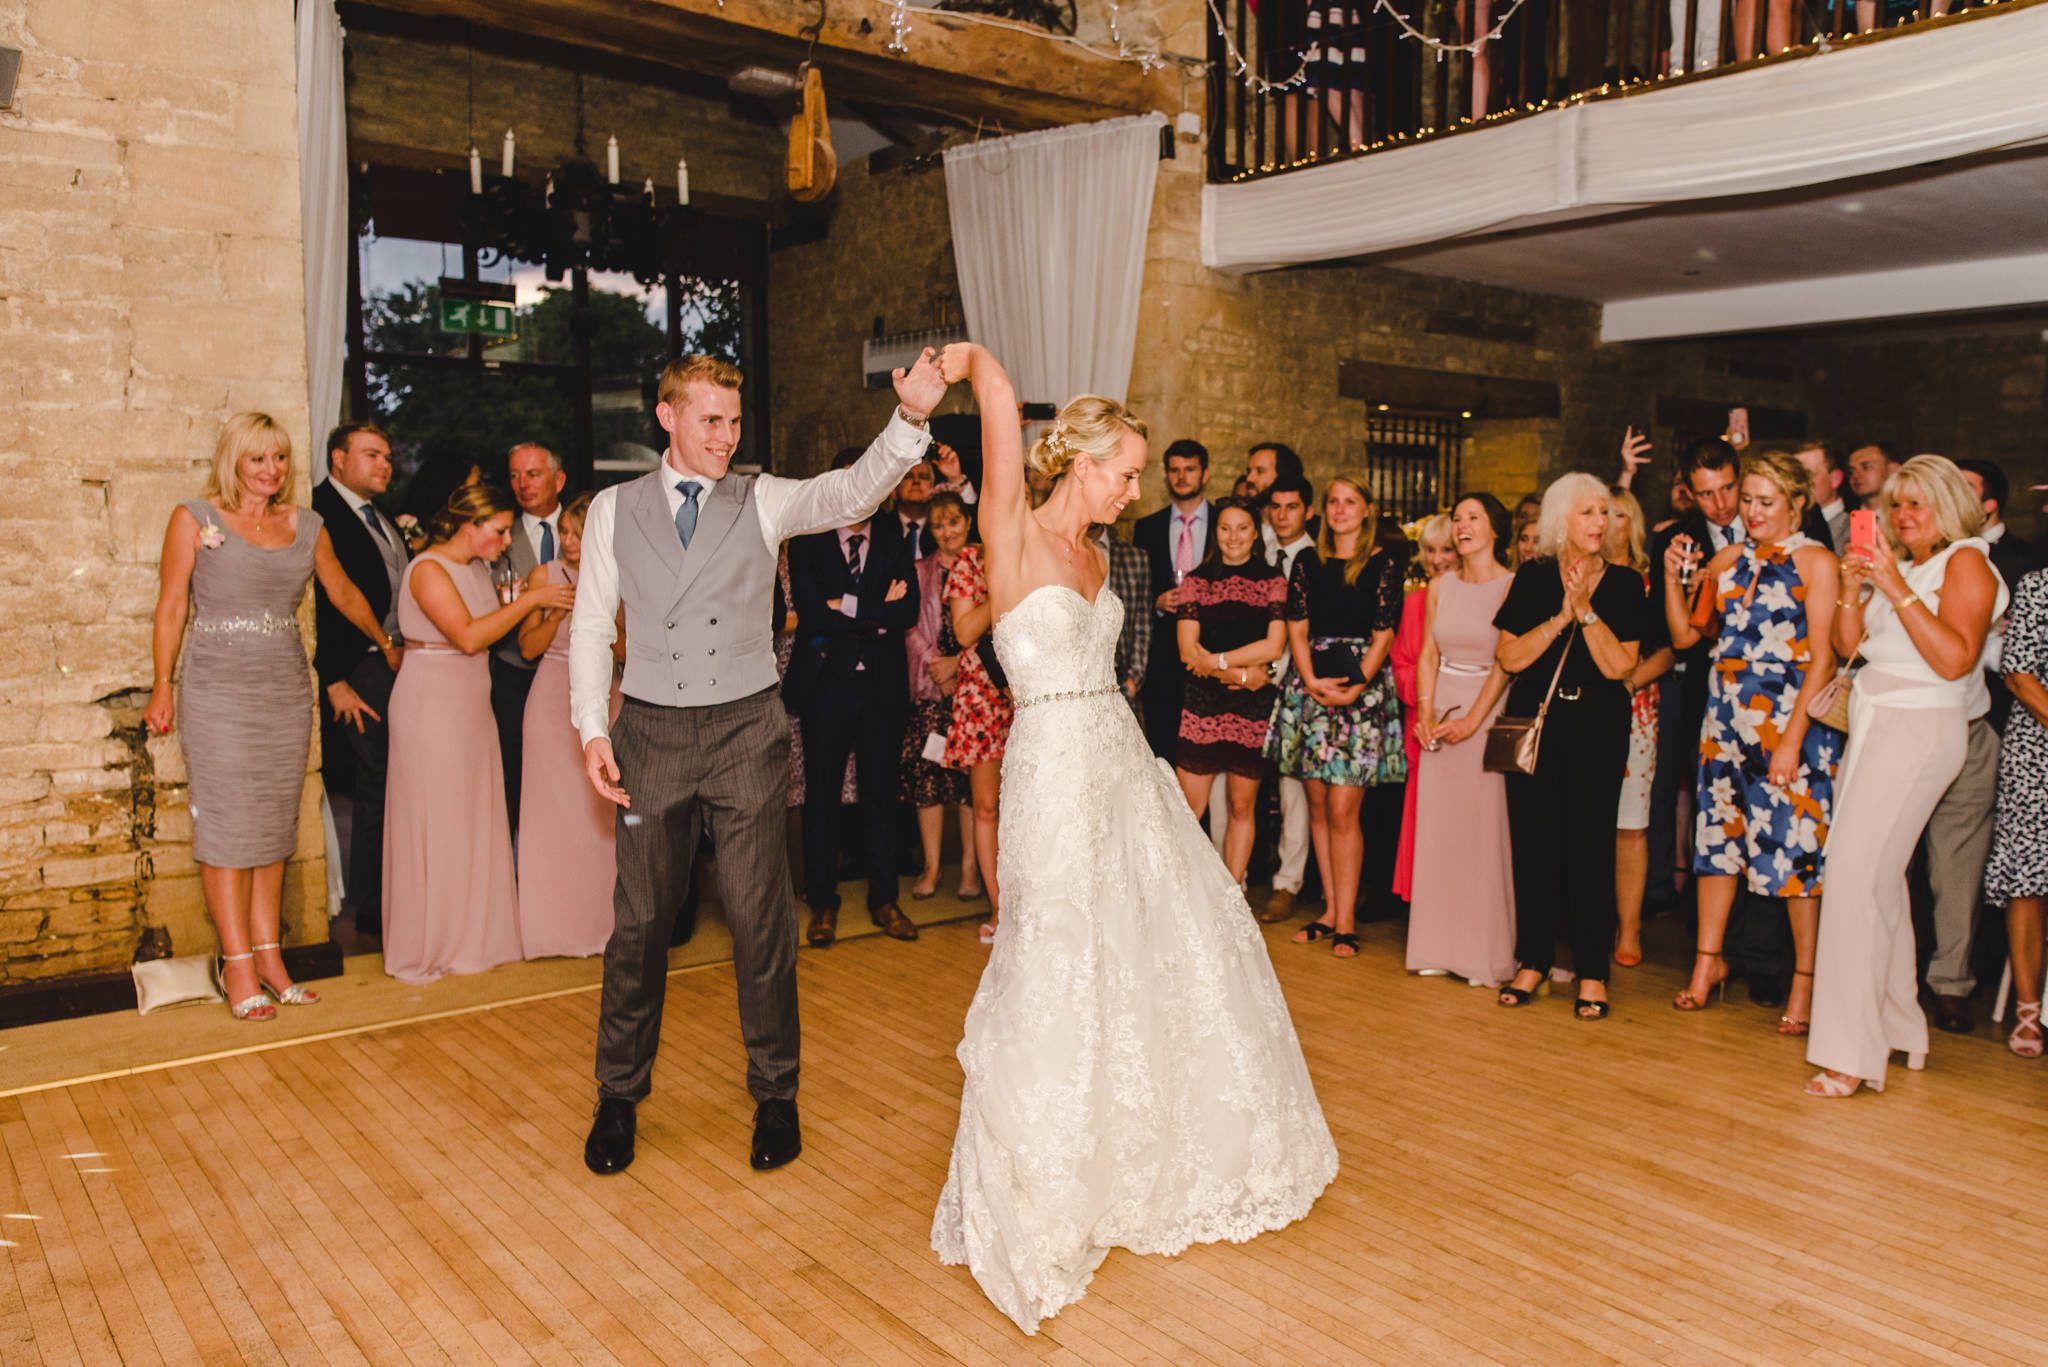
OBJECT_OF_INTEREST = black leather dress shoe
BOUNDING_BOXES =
[1746,974,1785,1008]
[750,1098,801,1171]
[584,1097,637,1175]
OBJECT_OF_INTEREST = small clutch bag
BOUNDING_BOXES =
[1309,643,1365,684]
[131,954,225,1015]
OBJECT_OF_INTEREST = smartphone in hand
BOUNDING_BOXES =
[1849,509,1880,557]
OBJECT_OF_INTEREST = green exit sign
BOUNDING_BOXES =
[438,297,516,337]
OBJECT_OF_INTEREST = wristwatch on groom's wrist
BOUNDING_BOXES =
[896,404,930,429]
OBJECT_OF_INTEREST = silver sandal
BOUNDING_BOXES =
[215,951,276,1021]
[250,942,320,1005]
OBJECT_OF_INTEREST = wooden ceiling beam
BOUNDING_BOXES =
[352,0,1179,130]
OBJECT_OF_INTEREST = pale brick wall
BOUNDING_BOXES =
[0,1,318,985]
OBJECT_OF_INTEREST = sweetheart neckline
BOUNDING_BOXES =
[997,581,1120,627]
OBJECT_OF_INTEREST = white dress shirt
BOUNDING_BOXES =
[569,410,929,743]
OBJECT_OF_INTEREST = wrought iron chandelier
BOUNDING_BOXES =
[458,72,689,288]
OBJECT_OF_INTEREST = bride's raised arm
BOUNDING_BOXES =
[939,344,1026,570]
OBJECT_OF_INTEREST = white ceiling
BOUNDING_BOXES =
[1377,144,2048,306]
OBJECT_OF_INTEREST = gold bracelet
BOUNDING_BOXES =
[1897,592,1921,612]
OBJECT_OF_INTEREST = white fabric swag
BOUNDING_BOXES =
[944,113,1166,409]
[297,0,348,472]
[1203,7,2048,272]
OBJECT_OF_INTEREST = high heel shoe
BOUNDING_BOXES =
[1776,967,1813,1036]
[1573,981,1610,1020]
[1673,951,1727,1011]
[214,951,276,1022]
[2010,1001,2044,1058]
[249,942,319,1005]
[1498,971,1551,1007]
[1804,1069,1862,1098]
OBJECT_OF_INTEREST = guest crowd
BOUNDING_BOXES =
[148,395,2048,1101]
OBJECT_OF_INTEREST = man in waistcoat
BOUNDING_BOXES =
[569,350,944,1175]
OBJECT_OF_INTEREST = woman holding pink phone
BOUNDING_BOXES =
[1805,456,2006,1098]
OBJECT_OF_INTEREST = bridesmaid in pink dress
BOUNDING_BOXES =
[1406,495,1518,987]
[383,484,573,984]
[516,493,624,958]
[1391,515,1458,900]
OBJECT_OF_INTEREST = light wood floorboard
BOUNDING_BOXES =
[1,916,2044,1364]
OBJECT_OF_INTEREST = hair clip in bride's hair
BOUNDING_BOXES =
[1043,426,1072,459]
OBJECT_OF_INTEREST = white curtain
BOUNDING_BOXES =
[1204,7,2048,272]
[298,0,348,475]
[944,113,1165,408]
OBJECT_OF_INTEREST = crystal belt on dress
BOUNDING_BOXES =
[189,612,298,638]
[1013,684,1120,709]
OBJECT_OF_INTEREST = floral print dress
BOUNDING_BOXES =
[1692,535,1839,896]
[943,544,1015,770]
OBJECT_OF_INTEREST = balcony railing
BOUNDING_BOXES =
[1208,0,2009,181]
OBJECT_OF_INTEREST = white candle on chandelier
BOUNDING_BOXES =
[501,128,516,178]
[606,134,620,185]
[468,146,483,194]
[676,157,690,205]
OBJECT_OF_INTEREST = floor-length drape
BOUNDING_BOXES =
[944,114,1166,408]
[297,0,347,458]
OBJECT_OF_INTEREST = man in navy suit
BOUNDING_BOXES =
[1132,439,1215,760]
[785,448,922,949]
[312,422,406,936]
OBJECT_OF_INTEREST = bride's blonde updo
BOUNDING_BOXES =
[1027,395,1149,483]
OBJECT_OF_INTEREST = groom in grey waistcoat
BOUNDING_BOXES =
[568,349,943,1175]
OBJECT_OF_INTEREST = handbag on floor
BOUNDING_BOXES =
[1483,625,1574,777]
[131,953,225,1015]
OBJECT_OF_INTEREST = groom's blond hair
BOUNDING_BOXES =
[659,354,744,408]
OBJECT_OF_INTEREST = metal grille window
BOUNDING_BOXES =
[1364,413,1466,524]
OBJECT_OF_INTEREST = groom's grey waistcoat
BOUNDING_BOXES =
[614,468,779,708]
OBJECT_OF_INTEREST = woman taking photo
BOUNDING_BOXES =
[1391,513,1457,902]
[383,482,573,983]
[1807,456,2003,1097]
[1606,486,1674,968]
[1661,453,1839,1031]
[515,492,621,959]
[1174,496,1288,886]
[903,491,978,901]
[1405,494,1516,987]
[1268,476,1406,959]
[1492,474,1645,1019]
[146,412,398,1019]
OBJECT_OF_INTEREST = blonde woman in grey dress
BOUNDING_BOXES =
[145,413,400,1019]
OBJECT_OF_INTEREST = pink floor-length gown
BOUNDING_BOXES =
[1405,571,1517,986]
[1389,585,1427,899]
[516,560,622,959]
[382,551,523,984]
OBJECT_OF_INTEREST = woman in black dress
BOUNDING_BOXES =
[1175,498,1288,886]
[1492,472,1645,1020]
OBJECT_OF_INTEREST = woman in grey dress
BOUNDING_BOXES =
[144,413,399,1019]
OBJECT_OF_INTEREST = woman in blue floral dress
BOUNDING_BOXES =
[1661,451,1841,1034]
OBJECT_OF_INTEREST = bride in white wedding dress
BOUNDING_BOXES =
[928,344,1338,1335]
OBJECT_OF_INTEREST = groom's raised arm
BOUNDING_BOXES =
[756,347,947,547]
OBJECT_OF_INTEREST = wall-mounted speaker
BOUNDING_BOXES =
[0,47,20,110]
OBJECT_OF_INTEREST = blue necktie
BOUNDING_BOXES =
[538,520,555,564]
[675,482,700,549]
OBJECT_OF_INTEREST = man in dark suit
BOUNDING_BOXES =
[1793,440,1851,552]
[785,450,922,949]
[1133,438,1214,759]
[490,441,568,837]
[1922,458,2042,1032]
[313,422,406,936]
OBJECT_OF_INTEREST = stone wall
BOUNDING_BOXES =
[0,1,317,985]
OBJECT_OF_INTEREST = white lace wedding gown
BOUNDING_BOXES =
[930,584,1339,1335]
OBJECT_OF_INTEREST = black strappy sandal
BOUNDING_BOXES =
[1294,919,1338,944]
[1331,932,1359,958]
[1574,994,1611,1021]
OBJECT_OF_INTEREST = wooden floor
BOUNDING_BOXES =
[3,915,2045,1366]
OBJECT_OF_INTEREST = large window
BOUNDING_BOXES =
[348,165,763,499]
